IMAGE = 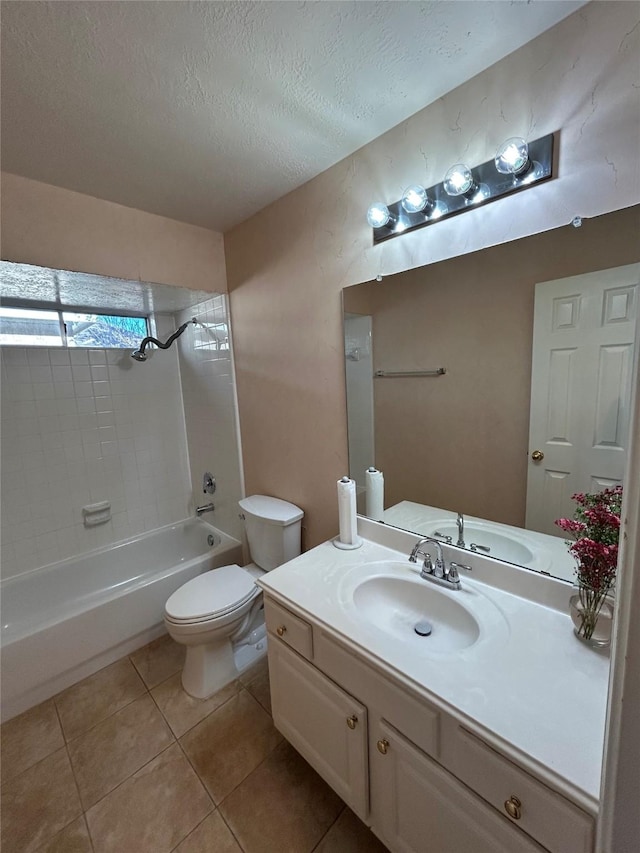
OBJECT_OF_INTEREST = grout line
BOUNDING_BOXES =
[310,806,346,852]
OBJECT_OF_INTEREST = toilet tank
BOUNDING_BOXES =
[239,495,303,571]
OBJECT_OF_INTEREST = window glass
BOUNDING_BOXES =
[0,306,63,346]
[63,312,148,348]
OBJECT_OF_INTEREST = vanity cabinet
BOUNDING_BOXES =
[264,596,594,853]
[268,636,369,818]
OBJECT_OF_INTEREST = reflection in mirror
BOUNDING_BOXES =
[343,206,640,582]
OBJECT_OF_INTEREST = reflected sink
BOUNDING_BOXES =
[352,573,480,653]
[428,523,534,565]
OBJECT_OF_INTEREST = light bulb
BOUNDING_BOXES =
[443,164,474,197]
[366,202,392,228]
[401,185,429,214]
[495,137,529,175]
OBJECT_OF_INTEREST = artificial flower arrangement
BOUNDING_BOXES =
[555,485,622,643]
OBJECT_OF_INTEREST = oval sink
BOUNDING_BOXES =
[352,574,480,652]
[429,523,534,565]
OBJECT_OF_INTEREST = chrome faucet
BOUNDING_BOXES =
[195,502,215,516]
[409,536,472,590]
[456,512,465,548]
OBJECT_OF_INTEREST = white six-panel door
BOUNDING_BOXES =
[526,264,639,536]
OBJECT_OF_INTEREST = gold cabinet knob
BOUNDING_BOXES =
[377,739,389,755]
[276,625,286,637]
[504,795,522,820]
[346,715,358,730]
[531,450,544,461]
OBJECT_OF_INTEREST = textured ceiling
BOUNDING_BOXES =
[1,1,585,232]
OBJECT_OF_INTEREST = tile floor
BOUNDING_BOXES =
[0,635,390,853]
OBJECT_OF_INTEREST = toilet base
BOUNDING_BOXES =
[180,621,268,700]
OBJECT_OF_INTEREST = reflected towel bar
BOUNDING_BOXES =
[374,368,446,378]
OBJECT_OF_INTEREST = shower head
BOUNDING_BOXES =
[130,317,197,362]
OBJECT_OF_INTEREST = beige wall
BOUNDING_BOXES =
[344,207,640,527]
[225,2,640,548]
[0,172,226,293]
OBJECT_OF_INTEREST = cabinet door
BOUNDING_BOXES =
[372,721,546,853]
[268,638,369,820]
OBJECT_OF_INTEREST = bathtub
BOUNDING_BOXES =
[0,518,242,721]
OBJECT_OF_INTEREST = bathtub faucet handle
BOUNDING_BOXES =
[202,472,216,495]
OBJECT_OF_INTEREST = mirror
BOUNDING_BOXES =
[343,206,640,582]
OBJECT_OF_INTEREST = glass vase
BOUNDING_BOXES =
[569,583,614,648]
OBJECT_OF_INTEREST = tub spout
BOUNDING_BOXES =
[196,502,215,517]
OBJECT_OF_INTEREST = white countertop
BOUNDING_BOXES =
[258,518,609,812]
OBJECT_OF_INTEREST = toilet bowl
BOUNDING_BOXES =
[164,495,303,699]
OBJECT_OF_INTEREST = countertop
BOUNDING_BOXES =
[258,518,610,813]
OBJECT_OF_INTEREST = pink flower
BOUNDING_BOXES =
[556,486,622,593]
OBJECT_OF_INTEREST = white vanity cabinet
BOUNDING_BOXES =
[264,595,594,853]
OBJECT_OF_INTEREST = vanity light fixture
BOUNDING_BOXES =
[367,132,554,244]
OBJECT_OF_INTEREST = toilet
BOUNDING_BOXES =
[164,495,303,699]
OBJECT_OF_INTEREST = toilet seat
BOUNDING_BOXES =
[165,565,258,624]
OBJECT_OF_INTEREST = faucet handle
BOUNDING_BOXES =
[419,553,434,578]
[447,561,472,583]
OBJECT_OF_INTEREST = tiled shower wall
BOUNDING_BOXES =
[0,338,192,579]
[176,296,244,543]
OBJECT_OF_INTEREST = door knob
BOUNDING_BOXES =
[346,715,358,730]
[377,739,389,755]
[531,450,544,461]
[276,625,286,637]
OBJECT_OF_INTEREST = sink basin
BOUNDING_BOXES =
[352,574,480,652]
[427,523,534,565]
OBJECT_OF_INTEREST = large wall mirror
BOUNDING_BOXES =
[343,205,640,582]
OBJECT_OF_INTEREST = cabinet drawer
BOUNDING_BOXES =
[449,725,594,853]
[264,597,313,660]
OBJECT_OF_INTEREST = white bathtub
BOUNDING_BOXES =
[0,518,242,721]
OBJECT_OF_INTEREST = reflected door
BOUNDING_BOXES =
[526,264,639,536]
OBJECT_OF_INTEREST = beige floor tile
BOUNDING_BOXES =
[130,633,185,689]
[174,811,242,853]
[313,808,390,853]
[68,693,174,809]
[0,699,65,783]
[220,740,344,853]
[34,816,93,853]
[238,655,269,687]
[151,672,240,738]
[0,747,83,853]
[180,689,282,803]
[55,657,146,740]
[242,663,272,715]
[85,742,212,853]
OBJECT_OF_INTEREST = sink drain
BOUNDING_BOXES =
[414,620,433,637]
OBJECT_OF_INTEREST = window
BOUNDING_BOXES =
[0,307,148,348]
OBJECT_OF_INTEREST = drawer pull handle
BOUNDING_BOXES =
[276,625,287,637]
[346,715,358,730]
[377,739,389,755]
[504,796,522,820]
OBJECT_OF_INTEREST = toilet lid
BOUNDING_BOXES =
[165,565,258,622]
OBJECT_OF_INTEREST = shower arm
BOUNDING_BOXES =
[131,317,197,360]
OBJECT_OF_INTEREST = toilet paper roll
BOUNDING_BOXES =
[365,467,384,521]
[333,476,362,549]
